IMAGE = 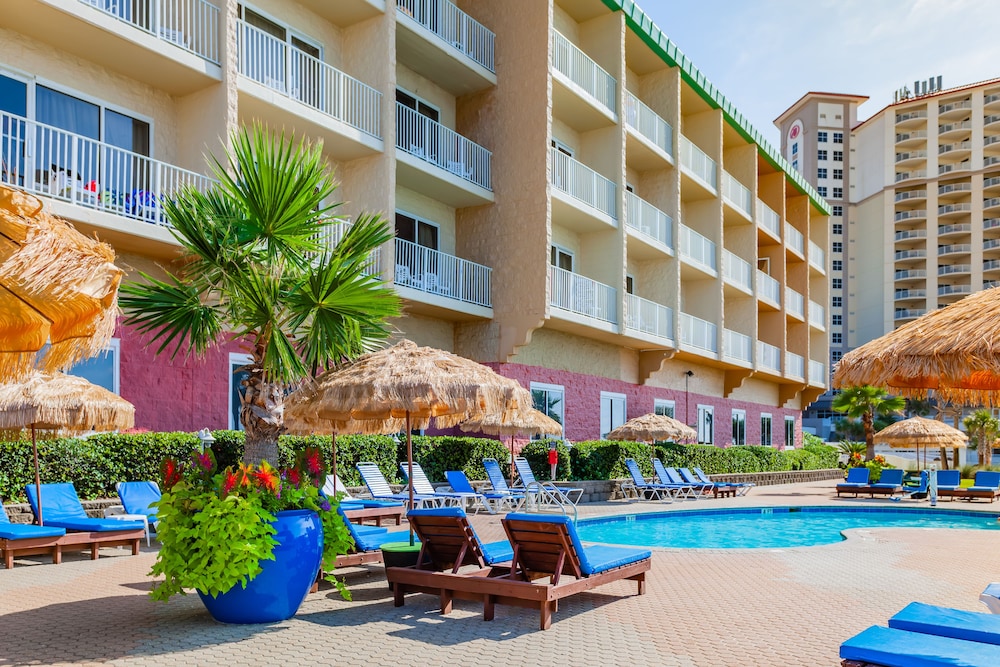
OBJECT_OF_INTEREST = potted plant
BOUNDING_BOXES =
[149,447,354,623]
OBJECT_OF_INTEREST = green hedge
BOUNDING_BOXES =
[571,440,658,480]
[409,436,511,483]
[519,439,572,481]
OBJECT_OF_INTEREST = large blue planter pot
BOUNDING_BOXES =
[198,509,323,624]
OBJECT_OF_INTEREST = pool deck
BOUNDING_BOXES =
[4,479,1000,666]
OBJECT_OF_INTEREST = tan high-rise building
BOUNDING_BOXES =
[0,0,828,446]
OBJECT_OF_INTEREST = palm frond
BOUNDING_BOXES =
[119,272,223,359]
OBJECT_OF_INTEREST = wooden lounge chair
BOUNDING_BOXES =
[934,470,963,500]
[868,469,905,498]
[840,625,1000,667]
[950,471,1000,503]
[25,484,144,560]
[836,467,871,497]
[323,474,405,526]
[1,501,66,568]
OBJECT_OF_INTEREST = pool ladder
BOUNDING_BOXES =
[521,481,579,522]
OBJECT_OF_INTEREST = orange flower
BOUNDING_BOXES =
[253,462,280,495]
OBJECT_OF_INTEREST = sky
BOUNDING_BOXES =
[639,0,1000,146]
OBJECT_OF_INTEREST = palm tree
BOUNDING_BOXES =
[905,397,935,418]
[120,125,401,464]
[831,386,906,460]
[963,409,999,468]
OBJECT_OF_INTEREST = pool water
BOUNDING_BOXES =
[576,507,1000,549]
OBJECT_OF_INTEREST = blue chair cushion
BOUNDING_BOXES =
[504,513,650,576]
[842,468,870,485]
[25,483,89,522]
[889,602,1000,645]
[967,486,1000,493]
[0,524,66,539]
[407,507,513,564]
[837,483,869,488]
[117,481,161,520]
[354,529,417,552]
[876,469,905,486]
[936,470,962,488]
[43,517,145,532]
[840,625,1000,667]
[974,472,1000,488]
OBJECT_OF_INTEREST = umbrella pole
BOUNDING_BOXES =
[331,428,338,493]
[32,424,42,527]
[509,435,515,489]
[406,411,414,546]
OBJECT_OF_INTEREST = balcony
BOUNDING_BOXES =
[938,99,971,118]
[938,183,971,198]
[985,259,1000,274]
[985,218,1000,231]
[322,219,381,276]
[548,265,617,325]
[550,147,617,229]
[299,0,383,28]
[393,238,492,312]
[624,294,674,345]
[894,210,927,222]
[808,300,825,330]
[895,229,928,242]
[894,269,927,282]
[938,203,972,217]
[809,359,826,387]
[939,141,972,159]
[938,264,971,276]
[756,271,780,308]
[679,312,718,355]
[894,308,926,321]
[938,284,972,298]
[985,197,1000,212]
[938,120,972,138]
[986,156,1000,168]
[624,92,673,168]
[939,161,971,175]
[721,170,752,219]
[895,170,927,183]
[784,222,804,256]
[785,352,804,380]
[722,250,752,294]
[986,93,1000,109]
[895,189,927,202]
[785,287,804,320]
[937,223,971,237]
[757,341,781,374]
[985,177,1000,194]
[895,109,928,125]
[237,21,382,159]
[895,130,927,146]
[678,135,717,193]
[396,103,493,206]
[894,289,926,301]
[625,192,673,256]
[986,115,1000,130]
[895,150,927,166]
[756,200,781,239]
[551,30,616,130]
[988,280,1000,288]
[396,0,496,95]
[678,224,717,275]
[723,329,752,366]
[0,110,211,247]
[808,241,825,273]
[894,249,927,262]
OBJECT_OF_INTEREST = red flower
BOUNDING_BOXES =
[253,463,280,495]
[303,448,323,476]
[284,468,302,488]
[194,452,214,472]
[221,469,238,497]
[161,458,182,491]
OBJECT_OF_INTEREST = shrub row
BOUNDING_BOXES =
[0,431,839,501]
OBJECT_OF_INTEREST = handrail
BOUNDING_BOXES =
[624,92,673,158]
[551,30,616,113]
[550,147,616,219]
[521,481,578,521]
[396,0,495,72]
[394,238,492,307]
[79,0,220,64]
[397,103,492,190]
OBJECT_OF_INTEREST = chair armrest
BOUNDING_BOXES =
[104,505,126,517]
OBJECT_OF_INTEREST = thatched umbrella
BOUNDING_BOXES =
[283,340,533,539]
[0,185,122,382]
[607,413,697,452]
[0,372,135,525]
[874,416,968,471]
[460,408,563,487]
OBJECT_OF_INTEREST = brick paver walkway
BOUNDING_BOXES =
[3,480,1000,666]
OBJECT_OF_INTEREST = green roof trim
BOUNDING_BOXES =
[600,0,831,216]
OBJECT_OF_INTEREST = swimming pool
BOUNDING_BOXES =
[576,506,1000,549]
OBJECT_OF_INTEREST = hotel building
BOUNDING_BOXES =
[0,0,828,447]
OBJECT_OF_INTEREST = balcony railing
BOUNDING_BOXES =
[808,300,825,328]
[985,259,1000,272]
[896,130,927,142]
[756,200,781,238]
[757,341,781,373]
[986,115,1000,127]
[984,238,1000,250]
[0,110,212,226]
[938,100,971,114]
[895,110,927,123]
[894,210,927,222]
[895,308,926,319]
[624,92,672,158]
[938,264,971,276]
[809,359,825,384]
[722,250,752,292]
[551,31,615,114]
[895,229,927,241]
[895,170,926,182]
[678,135,717,189]
[784,222,804,255]
[396,103,491,190]
[937,223,970,236]
[895,249,927,260]
[238,21,382,139]
[625,192,672,250]
[986,156,1000,168]
[808,241,825,271]
[679,312,718,354]
[80,0,220,64]
[396,0,495,72]
[938,203,972,215]
[785,352,804,379]
[939,141,972,155]
[895,150,927,162]
[895,189,927,202]
[394,238,492,307]
[894,289,926,300]
[938,183,970,196]
[757,271,780,305]
[939,161,970,174]
[938,284,972,296]
[938,244,971,256]
[723,329,752,364]
[894,269,927,280]
[721,170,752,217]
[985,197,1000,210]
[548,265,617,324]
[986,177,1000,189]
[985,218,1000,230]
[320,218,381,276]
[624,293,673,341]
[939,121,973,134]
[550,147,616,219]
[678,224,716,271]
[785,287,804,319]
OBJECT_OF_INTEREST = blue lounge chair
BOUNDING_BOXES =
[981,582,1000,614]
[840,625,1000,667]
[889,601,1000,645]
[399,461,477,508]
[105,481,160,545]
[836,467,870,497]
[954,471,1000,502]
[651,459,698,500]
[513,456,584,505]
[935,469,962,500]
[1,501,66,568]
[869,468,905,498]
[903,470,929,499]
[333,504,416,567]
[482,458,526,509]
[356,462,443,509]
[444,470,507,514]
[693,467,755,496]
[623,458,680,501]
[322,473,404,509]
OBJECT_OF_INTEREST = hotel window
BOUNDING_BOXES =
[731,409,746,445]
[229,352,254,430]
[397,88,441,158]
[817,131,828,142]
[70,338,121,394]
[600,391,626,439]
[531,382,565,438]
[817,149,828,161]
[817,168,827,179]
[625,274,635,295]
[832,278,843,289]
[792,160,799,171]
[760,414,772,446]
[833,187,843,199]
[792,143,798,155]
[550,245,573,271]
[784,416,796,448]
[240,7,324,108]
[831,350,843,363]
[654,399,675,419]
[832,241,843,252]
[817,186,828,197]
[697,405,714,445]
[832,223,843,235]
[832,296,843,307]
[834,150,844,161]
[832,205,843,216]
[833,169,843,180]
[832,314,842,326]
[832,332,843,344]
[833,132,844,144]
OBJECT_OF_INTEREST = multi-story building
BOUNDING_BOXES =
[0,0,828,447]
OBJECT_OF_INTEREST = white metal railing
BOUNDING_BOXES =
[895,229,928,240]
[0,110,212,226]
[678,224,716,271]
[624,92,673,158]
[678,135,717,189]
[986,177,1000,189]
[985,197,1000,210]
[938,264,971,275]
[394,238,491,307]
[986,93,1000,105]
[808,241,825,271]
[757,341,781,373]
[986,218,1000,229]
[784,222,804,255]
[939,100,972,114]
[984,239,1000,250]
[396,0,495,72]
[757,271,780,305]
[809,359,825,384]
[809,300,825,328]
[895,170,926,182]
[894,269,927,280]
[895,110,927,123]
[397,103,491,190]
[895,150,927,162]
[895,249,927,260]
[550,147,616,219]
[986,156,1000,168]
[319,218,381,276]
[624,293,673,341]
[936,223,970,236]
[895,130,927,142]
[895,308,926,319]
[938,244,971,256]
[756,200,781,238]
[625,191,672,249]
[895,189,927,202]
[722,250,751,292]
[551,31,615,114]
[894,289,926,299]
[723,329,752,364]
[986,260,1000,271]
[986,115,1000,126]
[894,210,927,221]
[785,287,804,318]
[939,162,970,174]
[80,0,220,63]
[938,203,973,215]
[785,352,804,379]
[939,120,972,134]
[547,265,617,323]
[938,183,970,195]
[939,141,972,154]
[679,312,717,353]
[238,21,382,139]
[721,170,752,217]
[938,284,972,296]
[986,136,1000,147]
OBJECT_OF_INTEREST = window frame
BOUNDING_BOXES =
[69,337,121,395]
[784,416,796,448]
[731,408,746,445]
[697,404,714,445]
[817,131,828,143]
[530,381,565,440]
[228,352,254,431]
[599,391,627,440]
[550,244,574,271]
[653,398,675,418]
[760,413,773,446]
[395,209,440,250]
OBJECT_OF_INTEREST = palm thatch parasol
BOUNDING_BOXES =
[0,371,135,525]
[460,408,563,486]
[833,287,1000,406]
[608,413,697,444]
[874,416,968,471]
